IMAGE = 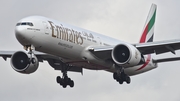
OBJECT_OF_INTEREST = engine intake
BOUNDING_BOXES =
[11,51,39,74]
[112,43,144,67]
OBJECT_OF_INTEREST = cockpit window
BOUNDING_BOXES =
[27,22,33,26]
[16,22,34,26]
[21,22,26,25]
[16,23,21,26]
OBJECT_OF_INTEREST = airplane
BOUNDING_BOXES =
[1,4,180,88]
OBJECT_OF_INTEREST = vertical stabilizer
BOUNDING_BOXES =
[139,4,157,43]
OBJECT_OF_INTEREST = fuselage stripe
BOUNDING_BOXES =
[136,54,151,71]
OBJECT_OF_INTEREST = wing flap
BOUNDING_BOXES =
[154,57,180,63]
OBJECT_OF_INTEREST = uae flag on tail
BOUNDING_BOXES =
[140,4,157,43]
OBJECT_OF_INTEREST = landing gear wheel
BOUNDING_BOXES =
[62,82,67,88]
[56,76,64,85]
[69,80,74,88]
[119,79,123,84]
[56,76,61,83]
[113,72,118,80]
[65,77,74,88]
[125,76,131,84]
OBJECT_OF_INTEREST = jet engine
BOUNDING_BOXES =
[10,51,39,74]
[112,43,144,67]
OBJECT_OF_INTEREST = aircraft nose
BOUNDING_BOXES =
[15,26,30,45]
[15,26,26,39]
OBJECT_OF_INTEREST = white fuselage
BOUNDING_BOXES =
[15,16,157,76]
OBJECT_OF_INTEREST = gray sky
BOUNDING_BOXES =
[1,0,180,101]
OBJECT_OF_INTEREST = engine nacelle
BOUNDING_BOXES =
[112,43,144,67]
[10,51,39,74]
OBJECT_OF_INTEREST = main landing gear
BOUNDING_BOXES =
[113,67,131,84]
[56,64,74,88]
[56,72,74,88]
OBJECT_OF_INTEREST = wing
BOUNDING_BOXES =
[0,51,82,73]
[134,39,180,54]
[88,39,180,62]
[0,51,55,61]
[88,46,113,60]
